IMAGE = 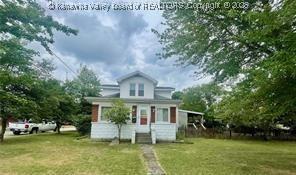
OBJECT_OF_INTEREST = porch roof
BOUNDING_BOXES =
[85,97,182,104]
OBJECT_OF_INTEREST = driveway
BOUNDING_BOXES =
[4,125,76,138]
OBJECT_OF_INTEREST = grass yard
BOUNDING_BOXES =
[1,132,296,175]
[0,132,146,175]
[154,138,296,175]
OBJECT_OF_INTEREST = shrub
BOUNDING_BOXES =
[73,115,91,136]
[177,126,186,140]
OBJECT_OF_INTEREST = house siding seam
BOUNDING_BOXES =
[91,105,99,122]
[152,123,176,141]
[91,123,135,139]
[170,107,176,123]
[151,106,155,123]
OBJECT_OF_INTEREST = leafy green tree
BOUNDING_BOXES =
[155,0,295,81]
[105,100,130,142]
[0,0,77,142]
[65,65,101,99]
[73,114,92,136]
[34,79,78,133]
[65,65,101,116]
[35,59,56,80]
[155,0,296,135]
[181,83,223,118]
[172,91,184,100]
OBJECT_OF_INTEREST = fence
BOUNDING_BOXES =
[181,127,296,140]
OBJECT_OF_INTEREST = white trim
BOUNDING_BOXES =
[178,109,204,115]
[136,105,150,133]
[116,71,158,85]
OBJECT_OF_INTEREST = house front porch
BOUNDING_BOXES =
[87,98,180,143]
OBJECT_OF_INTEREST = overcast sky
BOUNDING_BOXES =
[33,1,211,90]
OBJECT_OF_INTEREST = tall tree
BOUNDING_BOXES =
[34,79,78,133]
[172,91,184,100]
[155,0,296,81]
[0,0,77,142]
[181,83,223,118]
[64,65,101,114]
[65,65,101,98]
[155,0,296,135]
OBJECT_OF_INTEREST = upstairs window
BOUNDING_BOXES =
[130,83,136,96]
[138,83,144,96]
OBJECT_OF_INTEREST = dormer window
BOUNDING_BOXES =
[138,83,144,96]
[130,83,136,96]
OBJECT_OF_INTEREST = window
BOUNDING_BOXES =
[138,83,144,96]
[140,109,147,118]
[130,83,136,96]
[156,108,169,122]
[101,107,111,121]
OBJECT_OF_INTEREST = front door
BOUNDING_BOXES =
[136,106,150,133]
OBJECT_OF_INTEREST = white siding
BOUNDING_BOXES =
[151,123,176,141]
[178,111,188,129]
[119,76,154,99]
[101,88,119,97]
[91,123,135,139]
[155,90,172,99]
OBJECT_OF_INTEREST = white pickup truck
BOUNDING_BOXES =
[8,120,57,135]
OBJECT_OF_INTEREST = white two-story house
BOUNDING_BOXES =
[86,71,182,143]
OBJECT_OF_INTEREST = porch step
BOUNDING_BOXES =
[136,133,152,144]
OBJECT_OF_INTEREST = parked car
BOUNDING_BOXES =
[8,120,57,135]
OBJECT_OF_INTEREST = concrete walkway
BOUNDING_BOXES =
[141,144,166,175]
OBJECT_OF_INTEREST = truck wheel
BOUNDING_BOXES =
[30,128,39,134]
[13,131,21,135]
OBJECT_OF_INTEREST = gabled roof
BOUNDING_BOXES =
[116,71,158,85]
[154,94,170,100]
[103,93,120,98]
[155,86,175,91]
[102,84,119,88]
[101,84,119,89]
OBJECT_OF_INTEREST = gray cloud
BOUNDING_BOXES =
[32,1,210,91]
[53,12,147,64]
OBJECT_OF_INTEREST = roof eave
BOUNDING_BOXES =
[85,97,181,104]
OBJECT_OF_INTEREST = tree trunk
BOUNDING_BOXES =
[229,129,232,139]
[263,129,270,141]
[118,125,122,143]
[0,118,7,143]
[57,122,61,134]
[55,121,61,134]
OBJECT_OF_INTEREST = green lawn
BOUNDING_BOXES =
[0,132,146,175]
[1,133,296,175]
[154,138,296,175]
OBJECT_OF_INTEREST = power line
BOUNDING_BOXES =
[51,52,77,76]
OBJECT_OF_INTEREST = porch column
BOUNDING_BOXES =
[91,104,99,122]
